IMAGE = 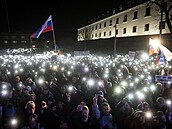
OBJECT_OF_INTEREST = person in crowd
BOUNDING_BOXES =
[3,103,17,129]
[39,81,56,108]
[21,113,44,129]
[26,77,38,94]
[128,110,152,129]
[151,83,164,102]
[114,97,135,129]
[70,101,86,129]
[153,97,167,114]
[39,101,56,129]
[14,75,25,92]
[165,103,172,129]
[18,100,38,128]
[151,110,167,129]
[92,95,117,129]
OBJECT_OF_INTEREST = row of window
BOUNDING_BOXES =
[82,7,151,33]
[3,40,27,43]
[89,21,165,38]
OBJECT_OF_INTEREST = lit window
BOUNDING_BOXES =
[4,41,8,43]
[12,40,17,43]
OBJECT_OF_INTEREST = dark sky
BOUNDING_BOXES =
[0,0,122,49]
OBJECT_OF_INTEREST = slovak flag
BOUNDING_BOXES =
[149,38,172,65]
[31,15,53,38]
[148,38,159,56]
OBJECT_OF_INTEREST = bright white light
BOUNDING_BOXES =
[68,86,73,91]
[127,93,134,100]
[150,85,156,91]
[140,74,145,79]
[84,67,89,72]
[121,81,128,87]
[141,53,149,61]
[135,78,139,83]
[67,71,71,75]
[147,76,152,81]
[145,111,152,119]
[38,78,44,84]
[149,38,160,50]
[166,100,172,105]
[1,90,7,96]
[82,77,86,81]
[136,91,145,100]
[52,65,58,71]
[19,68,23,72]
[11,118,17,125]
[2,84,7,89]
[103,74,109,78]
[115,87,122,94]
[87,79,95,86]
[98,81,103,86]
[61,67,64,71]
[129,82,134,87]
[143,87,149,92]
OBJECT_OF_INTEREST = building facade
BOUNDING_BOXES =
[77,1,172,54]
[0,32,32,49]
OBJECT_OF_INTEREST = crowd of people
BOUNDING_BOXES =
[0,51,172,129]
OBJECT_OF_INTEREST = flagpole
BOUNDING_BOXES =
[51,15,57,51]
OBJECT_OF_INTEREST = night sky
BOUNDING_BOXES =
[0,0,123,50]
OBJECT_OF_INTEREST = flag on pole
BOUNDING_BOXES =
[31,15,53,38]
[148,38,159,56]
[149,38,172,65]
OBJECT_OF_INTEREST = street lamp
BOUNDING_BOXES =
[114,24,117,56]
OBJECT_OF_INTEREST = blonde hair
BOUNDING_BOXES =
[25,100,36,109]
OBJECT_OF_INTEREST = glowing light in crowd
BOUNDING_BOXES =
[11,118,18,126]
[1,90,8,96]
[114,86,122,94]
[150,84,156,92]
[143,87,149,92]
[136,91,145,100]
[82,77,86,81]
[67,71,71,76]
[38,78,44,84]
[141,53,149,61]
[145,111,152,119]
[84,67,89,72]
[127,93,134,100]
[166,100,172,106]
[87,79,95,87]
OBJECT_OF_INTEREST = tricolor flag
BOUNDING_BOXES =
[31,15,53,38]
[148,38,159,56]
[149,38,172,65]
